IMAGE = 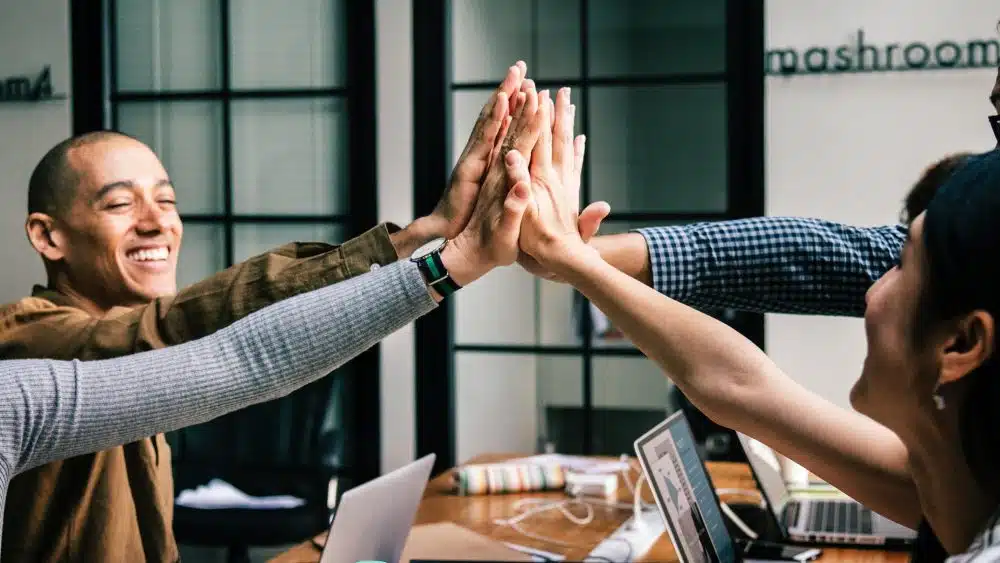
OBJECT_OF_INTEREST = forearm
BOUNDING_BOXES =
[591,233,652,286]
[5,260,435,474]
[553,250,921,527]
[633,217,905,317]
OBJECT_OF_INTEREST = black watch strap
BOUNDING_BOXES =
[414,251,462,297]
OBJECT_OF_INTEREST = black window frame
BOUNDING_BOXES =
[413,0,765,473]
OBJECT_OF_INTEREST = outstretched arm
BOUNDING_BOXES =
[590,218,904,317]
[505,88,921,529]
[552,251,920,528]
[2,261,434,477]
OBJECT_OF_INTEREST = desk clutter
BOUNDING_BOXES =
[451,462,566,495]
[450,454,631,496]
[270,451,909,563]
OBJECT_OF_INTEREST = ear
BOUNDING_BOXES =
[25,212,66,261]
[938,310,995,386]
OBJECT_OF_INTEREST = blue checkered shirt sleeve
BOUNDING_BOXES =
[635,217,906,317]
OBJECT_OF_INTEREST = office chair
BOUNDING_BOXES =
[170,372,348,563]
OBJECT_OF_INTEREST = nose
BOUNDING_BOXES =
[865,272,888,307]
[135,199,173,234]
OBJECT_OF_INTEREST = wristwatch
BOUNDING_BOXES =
[410,237,462,297]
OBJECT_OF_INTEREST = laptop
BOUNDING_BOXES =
[635,412,821,562]
[734,432,916,549]
[319,453,436,563]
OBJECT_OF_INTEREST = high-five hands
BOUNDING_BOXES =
[503,88,606,270]
[427,62,527,240]
[434,63,610,295]
[435,75,548,290]
[512,86,610,281]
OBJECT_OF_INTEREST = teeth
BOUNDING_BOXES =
[127,248,169,262]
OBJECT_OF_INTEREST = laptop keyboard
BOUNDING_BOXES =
[806,500,874,535]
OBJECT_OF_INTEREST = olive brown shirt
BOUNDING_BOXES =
[0,224,399,563]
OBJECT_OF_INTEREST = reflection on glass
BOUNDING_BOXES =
[454,266,579,346]
[231,98,349,215]
[588,0,726,78]
[233,224,344,262]
[588,84,727,213]
[229,0,346,88]
[451,0,581,83]
[176,223,226,289]
[591,356,674,455]
[115,0,221,91]
[535,355,585,453]
[455,352,571,461]
[116,101,225,215]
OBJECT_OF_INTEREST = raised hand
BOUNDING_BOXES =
[515,87,609,281]
[437,86,547,288]
[429,61,527,240]
[505,89,605,269]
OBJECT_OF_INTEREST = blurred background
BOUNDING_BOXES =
[0,0,997,560]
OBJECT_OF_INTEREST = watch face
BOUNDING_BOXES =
[411,237,447,260]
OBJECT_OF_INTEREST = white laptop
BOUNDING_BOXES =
[735,432,916,549]
[635,412,821,562]
[319,453,436,563]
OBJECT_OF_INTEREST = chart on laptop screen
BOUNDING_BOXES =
[639,416,735,563]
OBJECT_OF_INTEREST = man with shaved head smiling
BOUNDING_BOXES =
[25,131,184,312]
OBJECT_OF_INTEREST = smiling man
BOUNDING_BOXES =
[25,132,183,314]
[0,60,532,563]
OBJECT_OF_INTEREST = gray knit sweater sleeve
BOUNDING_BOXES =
[0,260,435,543]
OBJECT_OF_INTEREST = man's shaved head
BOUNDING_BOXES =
[27,130,139,217]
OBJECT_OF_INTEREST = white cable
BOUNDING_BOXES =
[493,453,656,549]
[720,501,759,540]
[632,473,647,529]
[492,498,595,548]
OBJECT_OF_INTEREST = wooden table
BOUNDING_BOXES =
[271,454,909,562]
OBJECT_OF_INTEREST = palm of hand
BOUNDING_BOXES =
[463,89,543,266]
[512,88,601,272]
[436,166,484,239]
[435,62,524,239]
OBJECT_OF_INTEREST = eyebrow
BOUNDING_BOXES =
[92,179,172,202]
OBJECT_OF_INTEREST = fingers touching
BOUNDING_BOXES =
[551,87,575,180]
[530,90,554,176]
[460,62,525,163]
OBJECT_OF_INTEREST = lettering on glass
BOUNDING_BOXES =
[0,66,66,102]
[766,30,1000,76]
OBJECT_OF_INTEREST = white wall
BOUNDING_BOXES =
[375,0,416,472]
[765,0,998,407]
[0,0,71,303]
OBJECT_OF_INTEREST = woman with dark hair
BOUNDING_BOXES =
[509,84,1000,561]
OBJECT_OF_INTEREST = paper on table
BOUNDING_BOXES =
[400,522,532,562]
[175,478,305,510]
[507,453,629,474]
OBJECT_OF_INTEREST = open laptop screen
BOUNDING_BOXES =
[735,433,791,520]
[635,412,735,563]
